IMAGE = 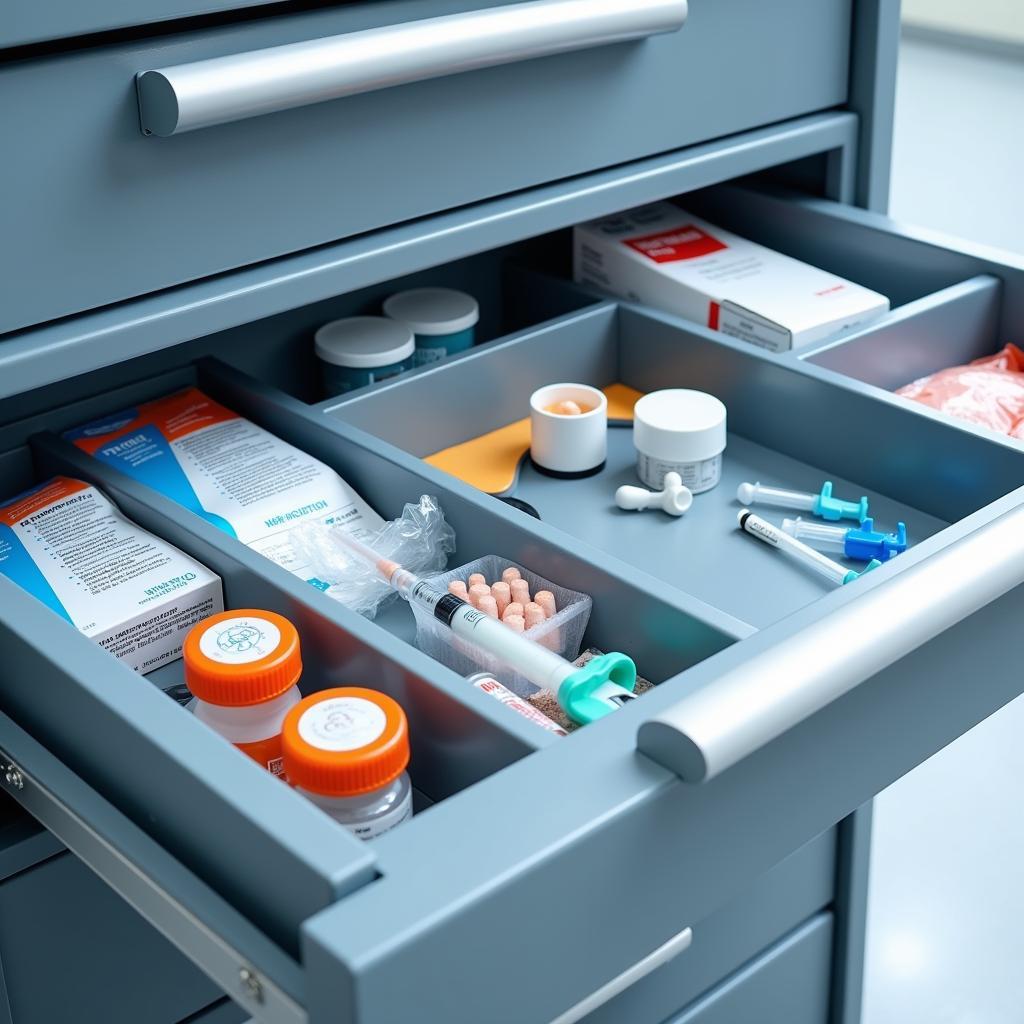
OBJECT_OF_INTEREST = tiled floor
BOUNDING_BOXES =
[861,36,1024,1024]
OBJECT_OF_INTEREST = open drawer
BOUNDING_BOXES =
[2,190,1023,1023]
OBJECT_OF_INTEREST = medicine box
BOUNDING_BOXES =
[0,478,223,673]
[573,202,890,351]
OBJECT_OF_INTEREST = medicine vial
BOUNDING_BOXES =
[632,389,727,493]
[282,687,413,841]
[183,609,303,780]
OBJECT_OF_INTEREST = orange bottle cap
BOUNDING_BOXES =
[183,609,301,706]
[282,688,409,797]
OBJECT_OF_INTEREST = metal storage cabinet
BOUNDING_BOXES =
[4,2,1022,1023]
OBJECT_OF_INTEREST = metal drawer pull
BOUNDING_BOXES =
[549,925,693,1024]
[136,0,688,136]
[639,503,1024,783]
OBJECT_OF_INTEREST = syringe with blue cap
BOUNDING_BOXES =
[736,480,869,523]
[782,517,908,562]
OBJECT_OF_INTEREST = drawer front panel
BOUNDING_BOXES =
[668,914,833,1024]
[0,0,850,334]
[0,853,220,1024]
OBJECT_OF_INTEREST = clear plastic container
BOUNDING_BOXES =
[412,556,591,696]
[183,609,303,779]
[282,687,413,841]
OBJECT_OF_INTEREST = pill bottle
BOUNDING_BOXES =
[383,287,479,365]
[282,687,412,840]
[632,389,727,494]
[183,609,303,779]
[314,316,415,396]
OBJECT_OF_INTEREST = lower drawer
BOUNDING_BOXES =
[0,852,220,1024]
[669,913,833,1024]
[581,830,835,1024]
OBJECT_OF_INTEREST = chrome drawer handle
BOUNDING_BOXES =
[638,502,1024,783]
[548,925,693,1024]
[136,0,688,137]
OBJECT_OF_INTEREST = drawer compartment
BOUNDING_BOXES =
[0,0,851,334]
[0,851,220,1024]
[668,913,833,1024]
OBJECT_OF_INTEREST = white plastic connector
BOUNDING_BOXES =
[615,472,693,517]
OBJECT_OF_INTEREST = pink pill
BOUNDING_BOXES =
[491,581,512,616]
[502,602,525,622]
[510,578,531,607]
[468,583,491,608]
[524,603,546,630]
[448,580,469,599]
[534,591,557,618]
[478,595,499,619]
[504,614,525,633]
[468,573,487,589]
[502,567,522,585]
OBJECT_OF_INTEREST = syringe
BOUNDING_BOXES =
[332,531,637,725]
[782,517,908,562]
[738,510,881,586]
[736,480,868,523]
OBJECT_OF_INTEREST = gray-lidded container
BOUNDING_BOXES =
[412,556,591,695]
[315,316,415,396]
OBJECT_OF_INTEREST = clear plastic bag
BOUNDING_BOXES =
[289,495,455,619]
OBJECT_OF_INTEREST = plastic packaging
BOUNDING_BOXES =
[282,687,412,840]
[314,316,416,395]
[289,495,456,619]
[413,556,592,693]
[896,344,1024,438]
[633,390,727,493]
[0,477,223,673]
[383,287,479,365]
[184,609,303,779]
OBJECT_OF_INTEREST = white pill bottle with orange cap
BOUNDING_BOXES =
[183,609,303,779]
[282,687,413,841]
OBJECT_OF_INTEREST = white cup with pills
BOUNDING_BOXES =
[529,383,608,477]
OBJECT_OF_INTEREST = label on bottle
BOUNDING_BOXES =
[199,615,281,664]
[471,676,568,736]
[235,734,287,779]
[298,696,387,752]
[346,787,413,841]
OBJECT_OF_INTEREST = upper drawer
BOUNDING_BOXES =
[0,0,851,335]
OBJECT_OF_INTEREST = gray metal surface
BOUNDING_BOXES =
[0,110,856,395]
[804,274,1002,391]
[138,0,688,135]
[0,712,301,1024]
[580,830,836,1024]
[667,915,833,1024]
[1,0,852,337]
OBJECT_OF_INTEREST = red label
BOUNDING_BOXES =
[708,302,721,330]
[624,225,727,263]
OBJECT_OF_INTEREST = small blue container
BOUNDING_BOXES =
[315,316,415,396]
[383,287,480,366]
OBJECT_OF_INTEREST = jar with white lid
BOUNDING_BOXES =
[314,316,415,396]
[383,287,479,365]
[282,687,412,840]
[632,389,727,493]
[183,609,303,780]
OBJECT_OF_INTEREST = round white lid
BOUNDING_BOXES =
[314,317,415,369]
[382,288,479,336]
[633,390,727,462]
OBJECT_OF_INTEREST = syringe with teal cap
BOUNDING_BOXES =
[331,532,637,725]
[736,480,869,523]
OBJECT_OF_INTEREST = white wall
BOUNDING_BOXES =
[902,0,1024,45]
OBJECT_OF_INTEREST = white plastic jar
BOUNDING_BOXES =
[632,389,727,493]
[183,609,303,780]
[282,687,412,841]
[383,287,479,365]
